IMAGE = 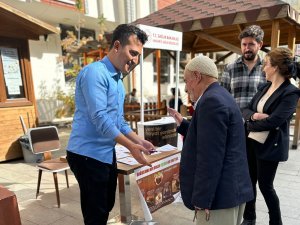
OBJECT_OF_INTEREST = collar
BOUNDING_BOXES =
[102,56,123,79]
[255,80,291,112]
[193,82,219,109]
[193,95,202,109]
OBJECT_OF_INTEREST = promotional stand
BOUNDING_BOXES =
[137,24,183,124]
[131,24,182,224]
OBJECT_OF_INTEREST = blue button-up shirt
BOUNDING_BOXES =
[67,57,132,164]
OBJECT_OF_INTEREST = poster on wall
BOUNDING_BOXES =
[0,47,23,95]
[135,154,181,214]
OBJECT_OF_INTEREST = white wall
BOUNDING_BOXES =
[29,34,66,122]
[136,0,151,18]
[29,34,65,99]
[97,0,128,23]
[85,0,98,18]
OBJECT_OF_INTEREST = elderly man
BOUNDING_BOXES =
[174,55,253,225]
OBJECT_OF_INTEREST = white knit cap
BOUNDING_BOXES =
[185,55,218,79]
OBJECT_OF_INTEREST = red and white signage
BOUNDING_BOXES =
[138,24,182,51]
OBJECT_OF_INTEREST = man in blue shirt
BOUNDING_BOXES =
[66,24,154,225]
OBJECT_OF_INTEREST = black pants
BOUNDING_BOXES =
[67,151,117,225]
[243,139,282,225]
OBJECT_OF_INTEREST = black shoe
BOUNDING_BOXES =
[241,219,256,225]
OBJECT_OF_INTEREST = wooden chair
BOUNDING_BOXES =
[27,126,69,208]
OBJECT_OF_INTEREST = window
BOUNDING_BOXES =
[153,51,170,83]
[0,47,25,99]
[41,0,84,10]
[125,0,136,22]
[57,0,76,5]
[149,0,157,13]
[153,51,187,84]
[0,38,33,107]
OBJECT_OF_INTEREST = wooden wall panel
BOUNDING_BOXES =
[0,106,36,162]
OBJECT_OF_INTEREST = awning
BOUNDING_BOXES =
[133,0,300,54]
[0,1,59,40]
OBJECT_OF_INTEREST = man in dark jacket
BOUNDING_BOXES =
[179,55,253,225]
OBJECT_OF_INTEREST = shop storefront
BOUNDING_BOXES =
[0,2,58,161]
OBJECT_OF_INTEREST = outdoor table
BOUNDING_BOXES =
[60,149,181,224]
[117,149,181,223]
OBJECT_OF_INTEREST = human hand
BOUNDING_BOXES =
[193,206,210,222]
[252,113,269,121]
[129,144,152,166]
[167,107,183,126]
[140,139,155,153]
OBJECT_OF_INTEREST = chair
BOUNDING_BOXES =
[27,126,69,208]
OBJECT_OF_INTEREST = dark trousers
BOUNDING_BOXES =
[243,139,282,225]
[67,151,117,225]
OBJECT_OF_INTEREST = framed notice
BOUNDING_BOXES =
[0,47,24,98]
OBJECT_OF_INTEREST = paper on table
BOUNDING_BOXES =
[116,151,128,159]
[115,145,130,153]
[149,151,161,155]
[156,144,176,152]
[117,156,139,165]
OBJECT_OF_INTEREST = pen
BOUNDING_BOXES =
[149,150,158,154]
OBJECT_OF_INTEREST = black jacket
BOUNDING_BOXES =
[243,80,300,161]
[180,83,253,210]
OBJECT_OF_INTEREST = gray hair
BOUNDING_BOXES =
[239,25,264,43]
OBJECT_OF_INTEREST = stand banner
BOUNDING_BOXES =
[135,154,181,214]
[137,24,183,51]
[137,117,178,147]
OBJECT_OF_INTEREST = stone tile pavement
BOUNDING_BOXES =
[0,127,300,225]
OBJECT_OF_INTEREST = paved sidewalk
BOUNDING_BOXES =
[0,127,300,225]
